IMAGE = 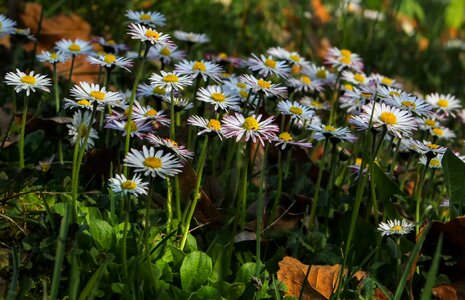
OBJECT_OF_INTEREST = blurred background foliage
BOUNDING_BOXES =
[2,0,465,98]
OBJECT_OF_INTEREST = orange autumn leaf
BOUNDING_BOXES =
[277,256,389,300]
[311,0,331,24]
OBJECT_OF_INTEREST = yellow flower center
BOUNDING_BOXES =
[381,77,394,86]
[243,116,259,130]
[389,225,402,233]
[264,58,276,69]
[103,54,116,64]
[78,124,89,137]
[300,76,312,85]
[291,64,301,74]
[390,91,400,97]
[311,100,322,108]
[239,90,249,98]
[207,119,221,131]
[143,157,162,168]
[145,29,160,40]
[90,91,106,101]
[355,158,363,166]
[236,82,246,89]
[77,99,91,106]
[153,86,166,95]
[68,43,81,52]
[257,79,271,89]
[316,69,327,79]
[354,73,365,83]
[401,101,416,108]
[211,92,225,102]
[40,162,51,173]
[121,180,137,190]
[324,125,337,131]
[124,121,138,132]
[425,119,436,127]
[218,52,228,60]
[289,54,300,62]
[289,106,303,115]
[437,99,449,108]
[339,57,351,65]
[20,75,37,85]
[50,53,58,59]
[430,159,441,168]
[361,93,372,98]
[279,132,292,141]
[344,83,353,91]
[432,128,444,136]
[139,14,152,21]
[192,61,206,72]
[160,47,171,56]
[145,108,157,117]
[340,49,352,58]
[163,74,179,83]
[379,112,397,125]
[167,138,178,147]
[426,143,439,149]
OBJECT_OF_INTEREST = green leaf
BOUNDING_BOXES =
[234,262,256,284]
[212,281,245,300]
[373,163,404,203]
[189,286,221,300]
[180,251,213,292]
[207,243,230,282]
[442,149,465,217]
[420,233,443,300]
[88,219,113,251]
[446,0,465,29]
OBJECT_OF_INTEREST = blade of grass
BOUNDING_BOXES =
[420,233,443,300]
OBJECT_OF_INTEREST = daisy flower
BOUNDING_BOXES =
[383,94,432,117]
[241,74,287,98]
[70,82,125,106]
[0,15,16,37]
[145,134,194,161]
[137,83,169,99]
[273,131,312,150]
[125,10,166,26]
[308,124,357,142]
[174,59,223,82]
[67,110,98,150]
[300,97,331,110]
[132,101,170,126]
[370,73,396,87]
[360,103,417,137]
[37,50,70,64]
[173,30,209,44]
[287,75,324,93]
[127,23,171,46]
[376,85,406,100]
[245,54,290,78]
[4,69,51,96]
[419,154,443,169]
[55,39,93,56]
[407,139,446,155]
[341,70,368,85]
[325,47,364,72]
[162,96,194,111]
[63,98,103,111]
[87,54,133,71]
[150,44,185,64]
[187,115,224,140]
[105,119,153,138]
[425,93,462,116]
[149,71,192,92]
[304,63,336,85]
[430,126,456,140]
[92,37,128,55]
[109,174,148,196]
[222,113,279,146]
[416,114,445,131]
[13,28,36,42]
[377,219,415,236]
[277,100,314,121]
[124,146,183,178]
[196,85,240,111]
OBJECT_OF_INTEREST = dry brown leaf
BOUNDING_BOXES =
[433,285,458,300]
[19,3,99,83]
[277,256,389,300]
[311,0,332,24]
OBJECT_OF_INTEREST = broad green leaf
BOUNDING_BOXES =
[189,286,221,300]
[234,262,256,284]
[446,0,465,29]
[442,149,465,217]
[212,281,245,300]
[420,233,443,300]
[180,251,212,292]
[88,219,113,251]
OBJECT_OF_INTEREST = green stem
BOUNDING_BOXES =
[255,143,268,283]
[390,138,402,175]
[308,138,329,231]
[414,157,431,233]
[170,91,176,139]
[68,55,75,82]
[123,43,150,176]
[180,136,209,249]
[53,63,60,113]
[166,177,173,233]
[239,143,251,230]
[270,150,283,224]
[122,194,130,279]
[19,94,29,169]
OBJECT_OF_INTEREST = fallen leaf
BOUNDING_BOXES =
[432,278,465,300]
